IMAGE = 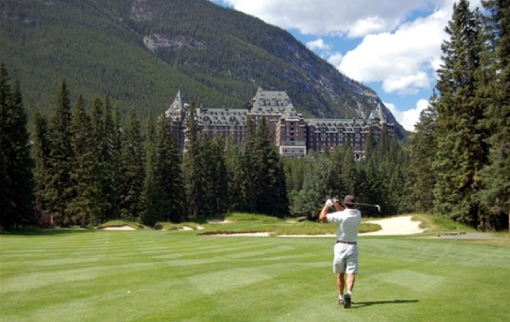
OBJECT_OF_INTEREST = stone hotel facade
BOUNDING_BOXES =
[165,88,394,158]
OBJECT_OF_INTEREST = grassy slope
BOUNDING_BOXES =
[1,216,509,322]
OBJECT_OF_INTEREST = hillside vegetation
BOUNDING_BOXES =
[0,0,406,138]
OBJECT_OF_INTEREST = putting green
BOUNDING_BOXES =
[1,230,509,321]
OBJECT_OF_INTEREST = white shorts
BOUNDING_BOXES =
[333,243,358,274]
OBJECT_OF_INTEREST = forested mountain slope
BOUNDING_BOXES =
[0,0,406,138]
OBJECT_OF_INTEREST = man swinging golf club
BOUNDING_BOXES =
[319,195,361,308]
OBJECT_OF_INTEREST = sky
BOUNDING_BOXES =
[210,0,483,132]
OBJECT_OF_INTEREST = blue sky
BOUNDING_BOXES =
[210,0,483,131]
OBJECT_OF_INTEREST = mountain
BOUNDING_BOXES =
[0,0,407,139]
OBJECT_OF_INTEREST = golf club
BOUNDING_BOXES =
[351,203,381,212]
[331,198,381,212]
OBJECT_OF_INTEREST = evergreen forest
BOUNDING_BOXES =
[0,0,508,231]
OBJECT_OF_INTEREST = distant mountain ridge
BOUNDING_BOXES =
[0,0,407,139]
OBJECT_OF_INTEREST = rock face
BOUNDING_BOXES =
[143,35,206,52]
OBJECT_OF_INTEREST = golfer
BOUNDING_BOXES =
[319,195,361,308]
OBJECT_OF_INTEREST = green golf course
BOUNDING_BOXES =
[1,215,509,322]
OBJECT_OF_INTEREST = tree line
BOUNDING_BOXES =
[0,67,289,228]
[0,0,508,231]
[0,62,412,229]
[406,0,510,231]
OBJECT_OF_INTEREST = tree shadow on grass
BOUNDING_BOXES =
[351,299,419,309]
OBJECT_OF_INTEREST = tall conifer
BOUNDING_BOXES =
[407,95,438,212]
[204,136,229,216]
[0,66,34,228]
[108,105,123,220]
[225,137,255,213]
[32,110,51,226]
[247,117,289,217]
[340,142,357,196]
[0,64,9,227]
[432,0,488,226]
[141,109,161,226]
[99,97,117,222]
[155,113,184,222]
[46,79,74,226]
[89,97,107,224]
[478,0,510,230]
[299,154,334,219]
[67,95,100,227]
[182,104,203,219]
[118,108,144,221]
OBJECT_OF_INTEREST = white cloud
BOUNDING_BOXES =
[338,8,449,94]
[306,39,344,64]
[348,16,388,38]
[383,73,430,95]
[306,38,330,51]
[215,0,448,37]
[327,53,343,67]
[385,99,429,132]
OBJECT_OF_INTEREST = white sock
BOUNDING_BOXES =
[346,291,352,296]
[339,294,344,301]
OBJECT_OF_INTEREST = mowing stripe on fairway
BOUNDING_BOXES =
[1,231,509,322]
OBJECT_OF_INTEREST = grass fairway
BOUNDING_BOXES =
[1,227,509,321]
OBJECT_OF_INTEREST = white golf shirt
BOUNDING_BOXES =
[327,208,362,242]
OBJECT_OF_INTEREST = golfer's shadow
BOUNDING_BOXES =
[351,299,419,308]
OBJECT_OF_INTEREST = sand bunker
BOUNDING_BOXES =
[101,225,136,230]
[362,216,424,235]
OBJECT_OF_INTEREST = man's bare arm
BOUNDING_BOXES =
[319,204,330,222]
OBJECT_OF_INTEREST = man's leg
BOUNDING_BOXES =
[337,273,345,296]
[346,273,356,293]
[343,273,355,308]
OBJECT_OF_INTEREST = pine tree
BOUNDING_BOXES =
[67,95,101,227]
[99,96,117,222]
[340,142,357,197]
[141,109,161,226]
[281,154,308,194]
[155,112,184,222]
[299,153,335,219]
[478,0,510,230]
[45,79,75,226]
[108,105,123,220]
[432,0,489,227]
[356,128,386,216]
[118,108,144,221]
[89,97,107,224]
[0,64,9,228]
[407,95,438,213]
[182,103,203,220]
[385,137,410,214]
[356,156,385,216]
[0,66,34,228]
[225,138,254,213]
[207,136,229,216]
[328,146,345,198]
[247,117,289,217]
[32,110,52,227]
